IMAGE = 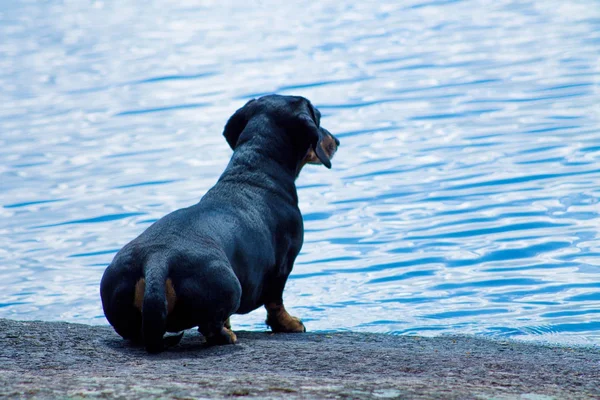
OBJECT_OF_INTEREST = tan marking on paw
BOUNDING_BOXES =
[224,317,231,330]
[265,303,306,333]
[205,326,237,345]
[224,327,237,343]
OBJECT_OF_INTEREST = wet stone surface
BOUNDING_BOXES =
[1,318,599,399]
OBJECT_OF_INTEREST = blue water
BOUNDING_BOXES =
[1,0,599,345]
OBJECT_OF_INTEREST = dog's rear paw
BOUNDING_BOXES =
[204,326,238,346]
[265,303,306,333]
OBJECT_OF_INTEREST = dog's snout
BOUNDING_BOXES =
[321,128,339,146]
[327,142,337,156]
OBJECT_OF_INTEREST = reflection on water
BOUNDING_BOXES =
[1,0,599,345]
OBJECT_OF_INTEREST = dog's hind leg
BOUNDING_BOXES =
[181,260,241,345]
[197,294,239,345]
[103,280,143,342]
[199,321,237,345]
[100,260,144,343]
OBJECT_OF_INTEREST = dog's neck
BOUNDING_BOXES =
[232,119,308,177]
[220,119,307,202]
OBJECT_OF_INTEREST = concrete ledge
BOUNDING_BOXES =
[1,318,598,399]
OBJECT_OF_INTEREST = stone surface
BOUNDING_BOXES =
[1,318,598,399]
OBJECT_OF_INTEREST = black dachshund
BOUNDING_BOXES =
[100,95,339,352]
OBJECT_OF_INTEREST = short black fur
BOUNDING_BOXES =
[100,95,339,352]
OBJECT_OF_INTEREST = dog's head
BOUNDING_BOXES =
[223,95,339,170]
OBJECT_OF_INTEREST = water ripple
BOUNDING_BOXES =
[1,0,599,344]
[115,102,210,116]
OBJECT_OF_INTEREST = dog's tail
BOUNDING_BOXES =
[142,254,182,353]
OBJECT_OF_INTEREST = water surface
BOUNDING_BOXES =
[1,0,600,344]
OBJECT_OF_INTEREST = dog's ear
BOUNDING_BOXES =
[223,99,256,150]
[297,102,332,169]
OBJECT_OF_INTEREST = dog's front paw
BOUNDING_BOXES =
[265,303,306,333]
[270,315,306,333]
